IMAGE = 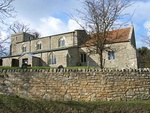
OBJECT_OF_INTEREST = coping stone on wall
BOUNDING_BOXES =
[0,68,150,73]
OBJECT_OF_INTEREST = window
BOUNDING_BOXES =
[49,54,56,64]
[36,41,42,50]
[22,44,26,52]
[81,53,86,63]
[108,51,115,60]
[59,37,66,47]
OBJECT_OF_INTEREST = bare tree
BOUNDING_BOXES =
[0,0,15,24]
[0,0,15,57]
[9,21,30,34]
[9,21,41,38]
[73,0,133,69]
[0,33,9,57]
[140,27,150,48]
[144,36,150,48]
[32,31,41,38]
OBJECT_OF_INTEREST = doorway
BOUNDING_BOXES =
[11,59,19,67]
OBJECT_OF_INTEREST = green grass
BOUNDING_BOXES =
[0,66,21,69]
[1,94,150,113]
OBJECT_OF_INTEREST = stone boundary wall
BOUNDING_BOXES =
[0,68,150,101]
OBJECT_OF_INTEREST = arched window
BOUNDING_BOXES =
[49,54,56,64]
[58,37,66,47]
[22,44,26,53]
[36,41,42,50]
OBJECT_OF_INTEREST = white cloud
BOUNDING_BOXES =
[68,19,82,31]
[30,16,83,37]
[38,17,67,36]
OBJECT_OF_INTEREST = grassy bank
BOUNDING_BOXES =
[0,94,150,113]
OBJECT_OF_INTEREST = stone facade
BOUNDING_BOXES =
[2,26,139,68]
[0,69,150,101]
[81,42,138,68]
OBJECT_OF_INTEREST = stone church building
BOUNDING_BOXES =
[2,25,140,68]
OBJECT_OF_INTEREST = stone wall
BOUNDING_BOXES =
[0,68,150,101]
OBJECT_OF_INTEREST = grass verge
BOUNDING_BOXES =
[1,94,150,113]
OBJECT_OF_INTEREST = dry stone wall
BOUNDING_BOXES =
[0,68,150,101]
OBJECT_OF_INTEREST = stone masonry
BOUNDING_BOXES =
[0,68,150,101]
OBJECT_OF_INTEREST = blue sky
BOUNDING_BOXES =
[2,0,150,48]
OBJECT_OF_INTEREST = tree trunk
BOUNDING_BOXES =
[99,50,103,69]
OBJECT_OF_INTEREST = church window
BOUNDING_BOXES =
[36,41,42,50]
[22,44,26,53]
[59,37,66,47]
[49,54,56,64]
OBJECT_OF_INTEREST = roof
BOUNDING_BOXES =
[106,27,131,43]
[80,27,132,47]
